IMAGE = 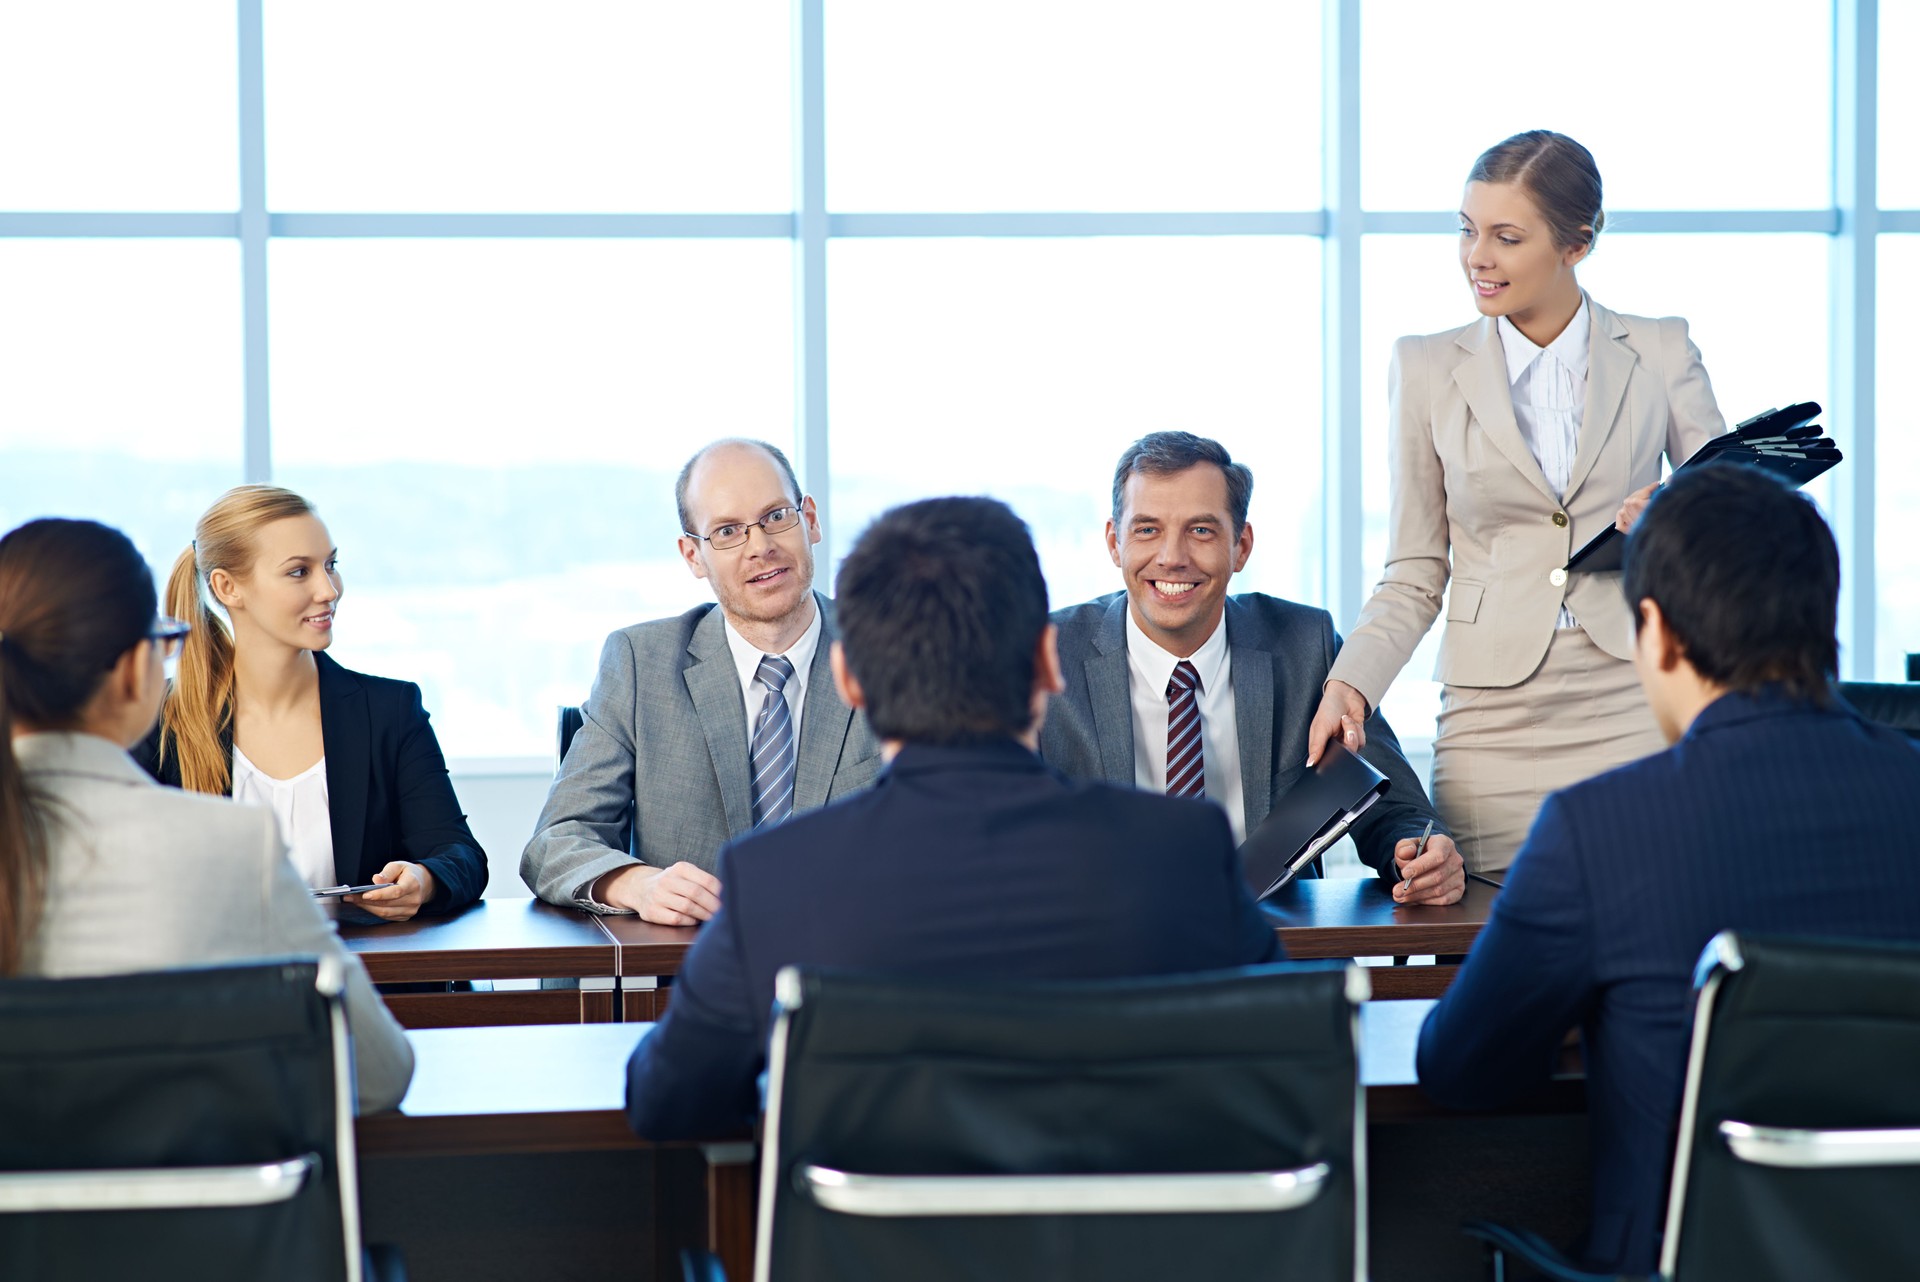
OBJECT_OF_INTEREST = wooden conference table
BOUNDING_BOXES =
[355,999,1584,1282]
[342,877,1499,1028]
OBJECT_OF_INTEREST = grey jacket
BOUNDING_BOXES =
[520,593,883,907]
[17,732,413,1113]
[1039,592,1443,879]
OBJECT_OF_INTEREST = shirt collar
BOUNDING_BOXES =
[1498,294,1591,386]
[1123,602,1230,698]
[723,597,823,694]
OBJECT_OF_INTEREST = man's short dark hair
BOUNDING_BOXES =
[1622,463,1839,702]
[834,497,1049,747]
[675,438,803,535]
[1110,431,1255,534]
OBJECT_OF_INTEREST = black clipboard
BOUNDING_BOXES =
[1566,401,1839,574]
[1236,740,1390,901]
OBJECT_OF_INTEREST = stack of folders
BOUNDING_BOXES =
[1566,401,1840,574]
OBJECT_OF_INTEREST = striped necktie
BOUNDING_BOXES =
[749,655,797,827]
[1165,659,1205,799]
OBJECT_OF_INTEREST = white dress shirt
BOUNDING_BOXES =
[723,603,822,748]
[1124,607,1248,842]
[231,745,336,891]
[1499,295,1590,629]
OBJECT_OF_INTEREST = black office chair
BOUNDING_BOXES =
[0,957,405,1282]
[558,703,585,762]
[688,960,1368,1282]
[1837,680,1920,741]
[1467,931,1920,1280]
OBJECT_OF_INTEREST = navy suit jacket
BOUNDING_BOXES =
[137,652,488,911]
[1417,688,1920,1273]
[1041,592,1443,879]
[624,739,1282,1139]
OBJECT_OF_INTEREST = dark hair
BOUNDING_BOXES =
[1467,130,1605,254]
[1622,464,1839,702]
[0,519,159,974]
[1111,431,1255,535]
[674,438,804,536]
[834,497,1049,747]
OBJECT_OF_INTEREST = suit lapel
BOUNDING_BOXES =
[1225,600,1275,832]
[794,595,853,811]
[317,654,369,880]
[684,606,754,837]
[1563,298,1634,504]
[1453,318,1560,506]
[1086,597,1136,787]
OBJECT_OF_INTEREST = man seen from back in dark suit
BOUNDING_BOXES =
[1042,430,1464,902]
[625,495,1281,1139]
[1417,463,1920,1275]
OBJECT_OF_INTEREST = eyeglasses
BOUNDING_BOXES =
[684,505,803,552]
[148,617,191,662]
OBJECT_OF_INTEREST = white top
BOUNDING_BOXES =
[1123,607,1248,842]
[1499,294,1590,629]
[231,744,336,892]
[723,603,823,747]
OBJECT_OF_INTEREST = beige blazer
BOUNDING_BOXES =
[1329,296,1725,705]
[16,732,413,1113]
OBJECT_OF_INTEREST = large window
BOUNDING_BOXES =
[0,1,1901,760]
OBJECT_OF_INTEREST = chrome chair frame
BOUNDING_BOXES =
[752,963,1372,1282]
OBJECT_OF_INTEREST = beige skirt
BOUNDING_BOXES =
[1431,627,1665,875]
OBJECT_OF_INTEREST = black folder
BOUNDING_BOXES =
[1237,740,1390,901]
[1565,401,1839,574]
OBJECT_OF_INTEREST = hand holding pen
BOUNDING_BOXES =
[1392,819,1466,906]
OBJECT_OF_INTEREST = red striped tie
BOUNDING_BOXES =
[1165,660,1205,799]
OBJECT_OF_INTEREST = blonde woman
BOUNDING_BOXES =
[1307,131,1727,875]
[0,517,410,1110]
[138,486,487,918]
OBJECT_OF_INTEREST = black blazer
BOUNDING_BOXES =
[1416,688,1920,1273]
[624,739,1282,1140]
[136,652,488,912]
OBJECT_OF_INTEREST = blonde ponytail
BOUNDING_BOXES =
[158,542,236,795]
[157,485,316,796]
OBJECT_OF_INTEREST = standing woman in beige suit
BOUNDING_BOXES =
[1308,130,1726,878]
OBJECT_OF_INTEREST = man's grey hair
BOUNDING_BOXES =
[1110,431,1254,534]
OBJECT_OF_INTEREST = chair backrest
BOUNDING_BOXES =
[558,704,585,762]
[0,957,363,1282]
[1837,681,1920,741]
[755,962,1368,1282]
[1661,932,1920,1280]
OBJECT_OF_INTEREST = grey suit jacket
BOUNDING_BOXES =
[17,732,414,1114]
[1039,592,1443,879]
[520,593,883,907]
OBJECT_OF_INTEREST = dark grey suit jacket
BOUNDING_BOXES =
[1040,591,1442,879]
[520,593,883,907]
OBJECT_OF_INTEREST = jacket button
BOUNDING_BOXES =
[1549,568,1567,587]
[1552,511,1568,527]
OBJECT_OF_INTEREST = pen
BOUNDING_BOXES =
[1404,819,1434,893]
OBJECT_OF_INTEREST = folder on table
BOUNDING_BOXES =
[1565,401,1840,574]
[1237,741,1390,901]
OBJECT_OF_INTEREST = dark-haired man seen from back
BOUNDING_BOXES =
[1417,464,1920,1275]
[625,497,1280,1139]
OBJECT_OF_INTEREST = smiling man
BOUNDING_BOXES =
[521,439,881,921]
[1041,431,1462,900]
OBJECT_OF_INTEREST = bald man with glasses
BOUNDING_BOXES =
[521,438,882,922]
